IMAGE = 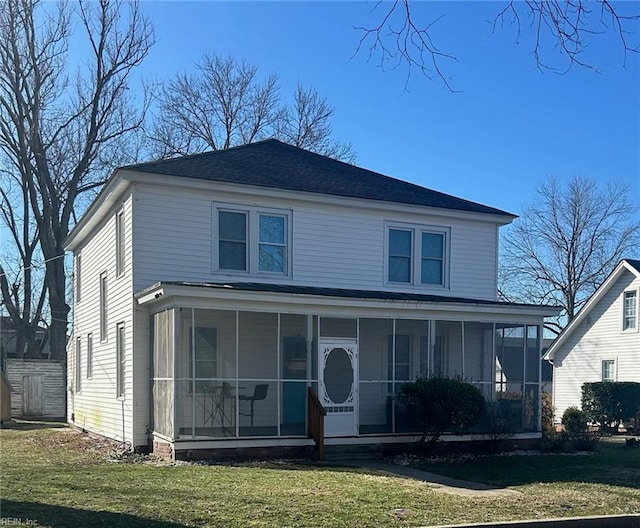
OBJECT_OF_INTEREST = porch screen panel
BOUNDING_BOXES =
[394,320,429,380]
[280,314,312,436]
[525,326,540,382]
[358,319,393,434]
[495,324,525,431]
[434,321,463,378]
[152,309,174,439]
[238,312,277,379]
[319,317,357,339]
[176,308,237,439]
[463,322,494,384]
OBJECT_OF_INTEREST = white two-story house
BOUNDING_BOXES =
[544,259,640,422]
[64,139,558,459]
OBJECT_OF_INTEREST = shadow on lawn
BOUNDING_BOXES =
[1,419,67,431]
[1,500,188,528]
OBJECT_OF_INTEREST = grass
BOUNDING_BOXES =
[0,424,639,528]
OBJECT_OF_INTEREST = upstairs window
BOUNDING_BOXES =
[75,253,82,303]
[99,272,107,342]
[116,210,125,277]
[386,224,449,287]
[388,229,412,283]
[215,204,291,276]
[602,359,616,382]
[259,214,286,273]
[623,290,637,330]
[421,232,445,285]
[218,210,247,271]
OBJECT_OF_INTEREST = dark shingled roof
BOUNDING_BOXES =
[124,139,513,217]
[625,259,640,274]
[145,281,548,309]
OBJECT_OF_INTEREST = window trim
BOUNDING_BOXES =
[75,253,82,303]
[213,203,292,277]
[115,209,125,278]
[622,289,638,332]
[116,322,125,399]
[99,272,108,342]
[86,333,93,380]
[75,336,82,393]
[384,222,450,288]
[601,359,616,382]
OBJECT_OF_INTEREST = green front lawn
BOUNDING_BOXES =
[1,424,639,527]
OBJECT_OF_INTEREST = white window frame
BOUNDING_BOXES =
[99,272,107,342]
[86,333,93,380]
[116,322,125,398]
[213,203,292,277]
[622,289,638,331]
[75,253,82,303]
[75,337,82,393]
[384,222,450,288]
[115,209,125,278]
[601,359,616,382]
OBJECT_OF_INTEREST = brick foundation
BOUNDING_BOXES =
[153,439,174,459]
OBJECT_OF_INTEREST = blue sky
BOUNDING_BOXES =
[136,1,640,220]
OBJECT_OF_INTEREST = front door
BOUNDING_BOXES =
[318,340,357,436]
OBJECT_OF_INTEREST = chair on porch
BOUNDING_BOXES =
[239,384,269,427]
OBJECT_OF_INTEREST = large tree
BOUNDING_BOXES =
[0,0,153,359]
[355,1,639,90]
[500,176,640,335]
[150,54,355,162]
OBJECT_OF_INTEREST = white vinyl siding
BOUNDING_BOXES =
[66,192,136,446]
[133,184,498,300]
[551,270,640,421]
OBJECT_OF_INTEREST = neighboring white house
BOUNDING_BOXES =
[544,259,640,422]
[64,139,559,458]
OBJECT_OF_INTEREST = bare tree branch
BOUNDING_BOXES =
[500,175,640,332]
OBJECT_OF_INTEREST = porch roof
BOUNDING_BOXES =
[136,281,560,318]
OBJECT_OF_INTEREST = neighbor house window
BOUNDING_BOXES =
[386,224,449,287]
[116,322,125,398]
[86,333,93,379]
[602,359,616,382]
[100,272,107,342]
[623,290,637,330]
[75,253,82,303]
[215,204,291,275]
[75,337,82,392]
[116,210,125,277]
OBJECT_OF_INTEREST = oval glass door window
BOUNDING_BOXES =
[324,347,353,404]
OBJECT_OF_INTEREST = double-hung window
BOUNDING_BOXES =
[218,210,248,271]
[623,290,637,331]
[99,272,107,342]
[387,224,448,287]
[116,322,125,398]
[602,359,616,382]
[115,210,125,277]
[215,204,290,276]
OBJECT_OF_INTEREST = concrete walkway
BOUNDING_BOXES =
[337,459,521,497]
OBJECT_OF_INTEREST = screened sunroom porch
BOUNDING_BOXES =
[147,293,550,446]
